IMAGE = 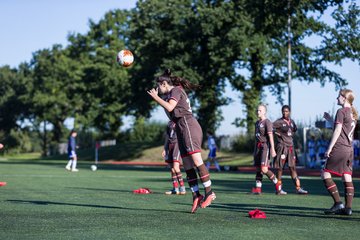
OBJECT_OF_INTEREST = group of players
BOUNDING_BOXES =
[2,69,355,216]
[148,69,358,216]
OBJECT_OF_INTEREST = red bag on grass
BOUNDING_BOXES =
[133,188,152,194]
[248,209,267,219]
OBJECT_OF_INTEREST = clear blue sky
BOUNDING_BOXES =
[1,0,359,135]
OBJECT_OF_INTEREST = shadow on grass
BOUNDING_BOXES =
[6,199,188,213]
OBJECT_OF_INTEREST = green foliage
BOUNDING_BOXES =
[231,133,255,153]
[0,1,359,154]
[128,117,166,143]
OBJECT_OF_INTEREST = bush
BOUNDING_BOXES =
[127,117,166,143]
[231,134,255,153]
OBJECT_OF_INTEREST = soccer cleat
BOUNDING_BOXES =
[275,182,282,192]
[200,191,216,209]
[340,208,352,216]
[324,202,345,215]
[296,187,308,194]
[276,189,287,195]
[71,169,79,172]
[191,194,204,213]
[65,166,71,171]
[179,186,186,195]
[165,189,180,195]
[0,182,7,187]
[251,187,262,195]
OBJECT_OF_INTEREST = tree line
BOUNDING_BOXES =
[0,0,358,155]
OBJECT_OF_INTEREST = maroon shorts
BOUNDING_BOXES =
[165,142,182,164]
[324,144,353,176]
[254,142,271,167]
[274,144,296,169]
[175,116,202,158]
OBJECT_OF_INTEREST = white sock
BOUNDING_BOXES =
[72,160,77,170]
[66,160,73,168]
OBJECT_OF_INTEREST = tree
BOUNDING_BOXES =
[129,0,248,134]
[67,9,132,136]
[230,0,359,134]
[29,45,83,146]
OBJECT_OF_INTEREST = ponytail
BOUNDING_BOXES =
[351,106,358,121]
[156,68,200,90]
[341,89,358,121]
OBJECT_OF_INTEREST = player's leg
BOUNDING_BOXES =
[183,156,202,213]
[261,166,278,186]
[321,170,344,214]
[173,161,186,195]
[191,152,216,208]
[165,163,179,195]
[275,168,287,195]
[251,167,263,194]
[65,157,73,171]
[341,173,354,215]
[289,167,308,194]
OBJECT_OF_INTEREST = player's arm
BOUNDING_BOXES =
[147,88,177,112]
[268,132,277,157]
[325,123,342,157]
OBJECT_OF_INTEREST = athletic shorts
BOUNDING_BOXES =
[165,142,182,164]
[324,144,353,176]
[254,142,271,167]
[274,144,296,169]
[175,116,202,158]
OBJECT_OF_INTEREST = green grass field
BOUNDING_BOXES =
[0,158,359,239]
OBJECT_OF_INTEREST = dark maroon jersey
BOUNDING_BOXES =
[166,121,177,144]
[333,107,356,147]
[168,86,193,120]
[273,118,297,146]
[255,119,273,143]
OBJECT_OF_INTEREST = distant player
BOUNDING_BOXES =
[0,143,6,187]
[163,121,186,195]
[147,69,215,213]
[273,105,308,195]
[322,89,358,215]
[206,131,221,172]
[307,136,317,168]
[65,129,79,172]
[251,104,279,195]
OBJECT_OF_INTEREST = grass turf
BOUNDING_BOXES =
[0,159,359,239]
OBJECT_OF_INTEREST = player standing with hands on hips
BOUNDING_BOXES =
[322,89,358,215]
[147,69,216,213]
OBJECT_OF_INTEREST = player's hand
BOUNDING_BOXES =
[0,143,3,149]
[323,112,332,122]
[161,150,166,158]
[271,149,276,158]
[147,88,159,99]
[325,149,331,158]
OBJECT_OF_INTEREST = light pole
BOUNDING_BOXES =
[287,0,292,109]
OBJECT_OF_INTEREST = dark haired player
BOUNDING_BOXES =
[273,105,308,195]
[147,69,215,213]
[322,89,358,215]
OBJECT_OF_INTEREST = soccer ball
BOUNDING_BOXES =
[116,49,134,67]
[90,165,97,171]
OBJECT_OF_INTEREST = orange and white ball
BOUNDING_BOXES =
[117,49,134,67]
